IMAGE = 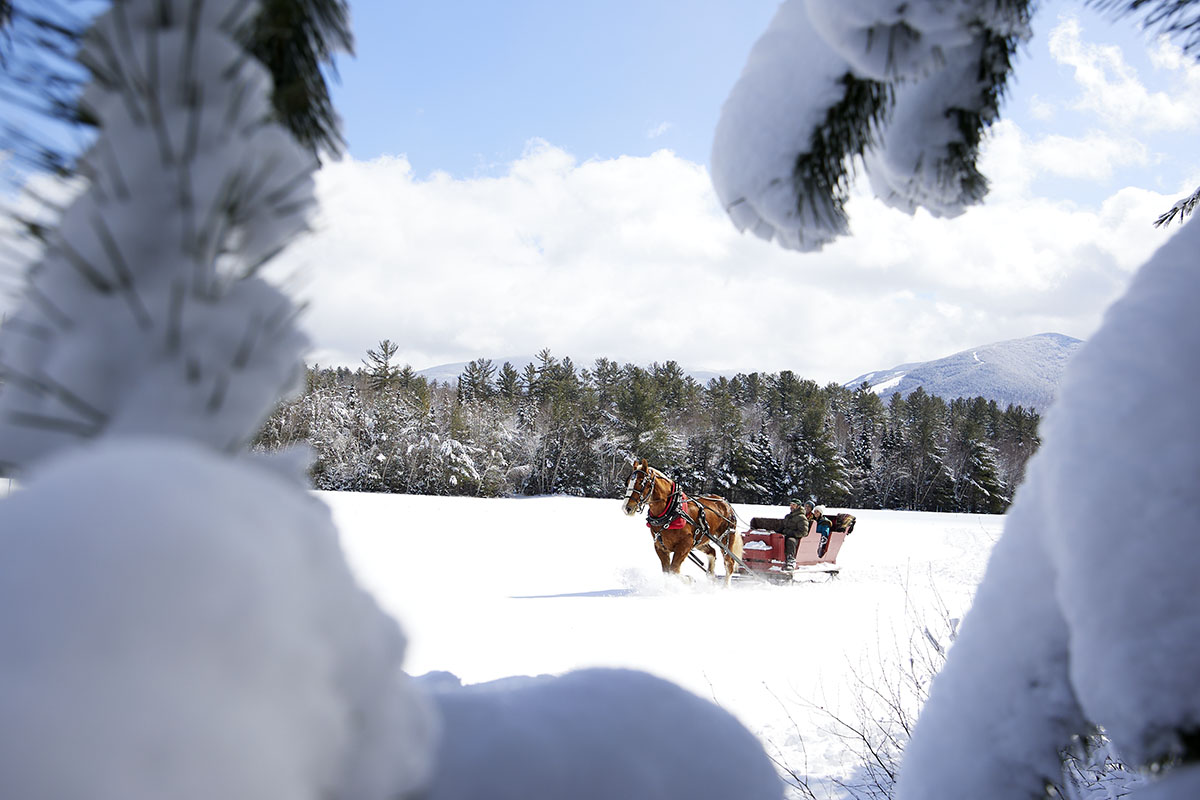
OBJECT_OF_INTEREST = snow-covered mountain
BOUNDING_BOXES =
[843,333,1082,410]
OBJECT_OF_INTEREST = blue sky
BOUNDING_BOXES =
[331,0,784,178]
[331,0,1188,197]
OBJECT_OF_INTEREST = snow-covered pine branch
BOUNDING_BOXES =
[1089,0,1200,58]
[895,215,1200,800]
[0,0,352,191]
[1154,184,1200,228]
[0,3,440,798]
[0,0,316,469]
[711,0,1030,251]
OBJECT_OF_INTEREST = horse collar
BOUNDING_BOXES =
[647,481,689,530]
[646,480,677,520]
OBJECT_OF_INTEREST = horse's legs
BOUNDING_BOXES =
[717,528,739,586]
[668,545,691,574]
[654,541,671,573]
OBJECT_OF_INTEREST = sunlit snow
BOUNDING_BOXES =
[326,491,1002,795]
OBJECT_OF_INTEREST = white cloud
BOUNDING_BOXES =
[647,122,673,139]
[1001,125,1149,182]
[1048,15,1200,133]
[268,133,1180,384]
[1028,94,1056,121]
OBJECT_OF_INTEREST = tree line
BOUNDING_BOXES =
[254,342,1041,513]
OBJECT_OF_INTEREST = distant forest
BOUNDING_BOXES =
[255,343,1041,513]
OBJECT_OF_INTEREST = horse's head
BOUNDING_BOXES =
[622,457,654,516]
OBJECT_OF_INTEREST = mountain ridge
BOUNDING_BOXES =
[844,332,1082,410]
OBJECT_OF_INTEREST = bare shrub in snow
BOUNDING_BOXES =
[783,583,1143,800]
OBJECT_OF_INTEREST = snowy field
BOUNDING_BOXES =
[324,492,1004,796]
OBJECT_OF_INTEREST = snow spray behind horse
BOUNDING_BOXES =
[621,457,743,586]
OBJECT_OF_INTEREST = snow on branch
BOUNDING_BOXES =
[0,0,317,470]
[898,216,1200,796]
[867,25,1020,217]
[0,4,443,799]
[1154,185,1200,228]
[711,0,1030,252]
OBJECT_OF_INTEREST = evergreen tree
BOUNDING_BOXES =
[440,397,481,495]
[519,361,540,400]
[779,403,851,506]
[719,416,777,504]
[712,0,1200,246]
[519,352,601,495]
[845,384,885,507]
[900,388,954,511]
[459,358,497,402]
[651,360,696,416]
[615,365,670,465]
[731,372,764,406]
[402,404,443,495]
[363,339,401,392]
[534,348,558,389]
[591,358,622,410]
[871,401,909,509]
[258,355,1042,511]
[397,364,431,408]
[949,397,1009,513]
[766,370,819,424]
[496,361,521,404]
[996,403,1041,489]
[954,430,1007,514]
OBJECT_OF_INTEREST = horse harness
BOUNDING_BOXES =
[633,468,729,548]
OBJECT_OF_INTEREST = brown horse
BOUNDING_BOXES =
[621,457,744,586]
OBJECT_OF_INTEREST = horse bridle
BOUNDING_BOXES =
[624,465,655,514]
[627,466,691,532]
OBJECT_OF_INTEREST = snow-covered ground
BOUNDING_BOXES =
[324,492,1003,796]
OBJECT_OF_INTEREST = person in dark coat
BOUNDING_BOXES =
[781,499,812,569]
